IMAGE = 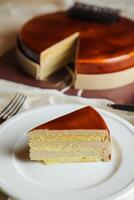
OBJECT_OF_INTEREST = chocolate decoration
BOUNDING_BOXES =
[0,49,134,105]
[68,2,121,23]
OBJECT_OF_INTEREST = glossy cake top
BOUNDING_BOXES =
[20,11,134,60]
[33,106,108,130]
[19,11,134,74]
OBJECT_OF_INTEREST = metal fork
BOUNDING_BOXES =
[0,93,27,124]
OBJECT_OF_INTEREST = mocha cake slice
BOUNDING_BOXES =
[28,106,111,164]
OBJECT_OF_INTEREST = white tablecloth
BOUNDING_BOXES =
[0,1,134,199]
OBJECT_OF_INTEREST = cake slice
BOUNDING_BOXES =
[28,106,111,164]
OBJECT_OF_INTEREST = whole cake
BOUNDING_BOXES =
[28,106,111,164]
[17,3,134,90]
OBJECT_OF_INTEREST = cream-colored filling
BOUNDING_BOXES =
[30,149,108,158]
[30,146,110,163]
[16,33,79,80]
[39,33,79,80]
[28,129,108,142]
[28,129,111,164]
[29,141,109,151]
[75,67,134,90]
[16,47,40,79]
[30,141,110,158]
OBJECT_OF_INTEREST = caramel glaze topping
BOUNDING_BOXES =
[19,12,134,74]
[33,106,108,130]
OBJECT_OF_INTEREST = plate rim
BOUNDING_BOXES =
[0,104,134,200]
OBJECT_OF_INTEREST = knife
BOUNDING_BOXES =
[107,104,134,112]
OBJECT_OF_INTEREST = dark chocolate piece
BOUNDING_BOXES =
[68,2,121,23]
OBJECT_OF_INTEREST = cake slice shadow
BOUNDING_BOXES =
[14,143,30,162]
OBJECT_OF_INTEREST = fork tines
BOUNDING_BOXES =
[0,93,27,120]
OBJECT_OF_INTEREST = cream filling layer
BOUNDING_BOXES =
[30,150,108,159]
[40,33,79,80]
[16,47,40,79]
[30,141,110,151]
[17,33,79,80]
[29,130,111,162]
[75,67,134,90]
[28,129,108,142]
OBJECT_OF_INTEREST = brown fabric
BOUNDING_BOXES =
[0,48,134,104]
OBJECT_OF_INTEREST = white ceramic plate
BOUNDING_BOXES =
[0,104,134,200]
